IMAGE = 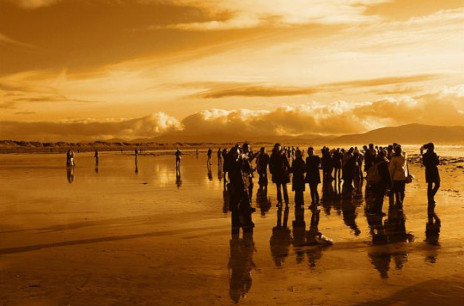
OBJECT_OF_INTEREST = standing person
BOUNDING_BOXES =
[94,149,99,166]
[321,147,333,181]
[291,150,306,207]
[256,147,270,189]
[342,148,355,191]
[421,143,440,208]
[305,147,321,209]
[270,143,290,208]
[333,148,342,182]
[207,147,213,167]
[217,147,223,167]
[175,147,182,169]
[364,144,376,173]
[368,150,392,215]
[389,145,408,207]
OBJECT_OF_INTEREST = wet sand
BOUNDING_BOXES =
[0,151,463,305]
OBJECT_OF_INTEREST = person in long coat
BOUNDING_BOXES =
[291,150,306,207]
[305,147,321,208]
[269,143,290,207]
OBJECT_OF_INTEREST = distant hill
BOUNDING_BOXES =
[327,124,464,145]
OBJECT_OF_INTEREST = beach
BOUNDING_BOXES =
[0,150,463,305]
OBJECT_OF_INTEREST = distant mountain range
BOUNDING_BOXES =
[1,124,463,153]
[324,124,464,145]
[150,123,464,145]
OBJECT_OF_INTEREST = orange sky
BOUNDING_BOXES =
[0,0,463,141]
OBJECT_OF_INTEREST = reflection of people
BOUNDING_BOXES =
[66,166,74,183]
[270,207,291,267]
[228,232,256,303]
[306,208,333,268]
[176,169,182,189]
[292,206,306,264]
[256,185,271,216]
[424,206,441,263]
[207,148,213,167]
[421,143,440,208]
[366,211,390,278]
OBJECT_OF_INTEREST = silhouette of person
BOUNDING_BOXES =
[270,206,291,267]
[228,145,255,235]
[384,205,413,270]
[207,147,213,166]
[94,149,99,166]
[66,149,75,167]
[341,187,361,236]
[368,149,392,215]
[256,147,270,189]
[305,147,321,209]
[421,143,440,208]
[342,147,355,191]
[217,147,223,168]
[175,147,182,169]
[228,232,256,303]
[270,143,290,208]
[291,149,305,208]
[389,145,408,208]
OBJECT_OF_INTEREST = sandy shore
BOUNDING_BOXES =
[0,152,463,305]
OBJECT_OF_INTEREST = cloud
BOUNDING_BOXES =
[150,0,387,31]
[0,33,36,50]
[194,74,440,98]
[2,85,463,141]
[0,113,182,142]
[6,0,61,9]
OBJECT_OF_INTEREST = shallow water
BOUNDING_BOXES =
[0,151,463,305]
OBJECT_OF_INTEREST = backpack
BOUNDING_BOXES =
[367,161,383,185]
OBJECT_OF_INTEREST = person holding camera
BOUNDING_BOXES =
[421,143,440,208]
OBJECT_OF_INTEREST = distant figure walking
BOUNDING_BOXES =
[389,145,408,207]
[270,143,290,208]
[421,143,440,208]
[175,147,182,169]
[291,149,306,207]
[305,147,321,209]
[66,149,75,167]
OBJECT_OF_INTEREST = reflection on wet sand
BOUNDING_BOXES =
[366,201,414,278]
[256,185,271,216]
[425,206,441,263]
[270,207,291,267]
[66,166,74,183]
[269,206,333,269]
[176,168,182,189]
[228,232,256,303]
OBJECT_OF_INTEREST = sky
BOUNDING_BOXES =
[0,0,463,141]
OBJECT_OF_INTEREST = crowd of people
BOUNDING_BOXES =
[179,142,441,235]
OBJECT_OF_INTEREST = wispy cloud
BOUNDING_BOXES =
[194,74,440,98]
